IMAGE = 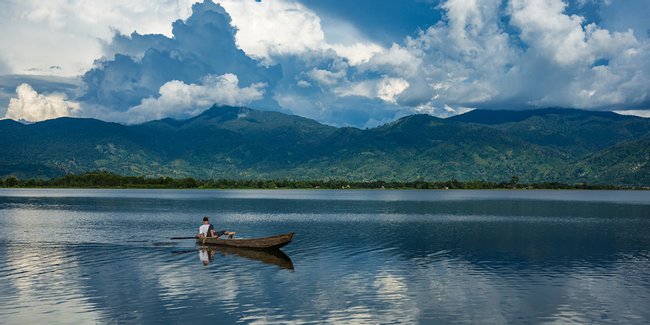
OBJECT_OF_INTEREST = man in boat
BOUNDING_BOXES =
[197,216,236,239]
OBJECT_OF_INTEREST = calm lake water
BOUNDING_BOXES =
[1,189,649,324]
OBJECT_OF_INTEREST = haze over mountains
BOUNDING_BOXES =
[1,106,649,185]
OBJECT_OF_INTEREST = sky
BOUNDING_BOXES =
[0,0,649,127]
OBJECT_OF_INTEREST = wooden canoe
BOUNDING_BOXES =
[196,232,294,249]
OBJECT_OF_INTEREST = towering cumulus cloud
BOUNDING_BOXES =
[81,0,280,122]
[392,0,650,114]
[4,83,80,122]
[506,0,649,109]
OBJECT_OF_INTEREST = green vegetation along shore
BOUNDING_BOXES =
[0,172,632,190]
[2,107,649,186]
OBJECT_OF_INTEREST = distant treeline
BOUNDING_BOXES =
[0,171,630,190]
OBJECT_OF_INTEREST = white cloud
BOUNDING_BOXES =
[377,78,410,103]
[321,16,385,65]
[0,0,194,76]
[2,0,649,127]
[17,0,194,35]
[396,0,517,110]
[216,0,385,66]
[335,81,374,99]
[296,80,311,88]
[374,0,650,116]
[216,0,324,61]
[415,102,475,118]
[336,77,409,104]
[363,44,422,77]
[3,83,80,122]
[309,68,347,86]
[127,73,266,124]
[613,109,650,118]
[502,0,649,109]
[329,43,384,66]
[442,0,493,53]
[510,0,587,65]
[508,0,638,66]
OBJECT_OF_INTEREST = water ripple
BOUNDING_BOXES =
[2,190,650,324]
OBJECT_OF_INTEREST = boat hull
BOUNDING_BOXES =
[196,232,294,249]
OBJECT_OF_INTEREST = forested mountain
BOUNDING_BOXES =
[1,105,649,185]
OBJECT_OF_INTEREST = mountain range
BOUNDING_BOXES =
[1,105,649,185]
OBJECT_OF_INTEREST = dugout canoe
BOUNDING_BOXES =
[196,232,294,249]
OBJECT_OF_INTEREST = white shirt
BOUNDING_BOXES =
[198,224,210,236]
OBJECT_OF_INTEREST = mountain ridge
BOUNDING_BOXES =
[1,105,648,185]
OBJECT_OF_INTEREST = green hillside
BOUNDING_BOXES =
[1,105,649,185]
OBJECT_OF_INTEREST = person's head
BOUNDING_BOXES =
[203,216,209,224]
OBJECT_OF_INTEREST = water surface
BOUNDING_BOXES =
[1,189,649,324]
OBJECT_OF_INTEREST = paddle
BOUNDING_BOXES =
[170,236,197,240]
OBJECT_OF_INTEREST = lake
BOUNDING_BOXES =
[1,189,649,324]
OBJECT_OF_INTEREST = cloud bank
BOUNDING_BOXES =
[127,73,266,124]
[390,0,650,115]
[4,83,80,122]
[0,0,195,77]
[1,0,649,126]
[216,0,383,65]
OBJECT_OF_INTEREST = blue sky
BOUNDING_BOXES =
[0,0,649,126]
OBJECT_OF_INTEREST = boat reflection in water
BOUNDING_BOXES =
[197,246,294,270]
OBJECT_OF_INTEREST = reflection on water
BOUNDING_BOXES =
[198,247,214,265]
[174,246,295,270]
[195,246,294,270]
[0,189,649,324]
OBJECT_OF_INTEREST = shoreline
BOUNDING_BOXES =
[1,172,645,190]
[1,185,645,191]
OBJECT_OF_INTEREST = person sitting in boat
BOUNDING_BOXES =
[197,216,236,239]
